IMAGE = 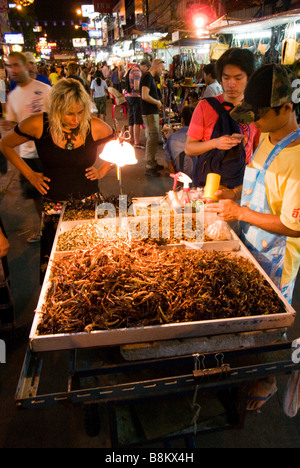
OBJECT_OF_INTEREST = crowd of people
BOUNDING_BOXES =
[0,49,299,414]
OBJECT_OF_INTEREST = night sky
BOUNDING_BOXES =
[34,0,92,20]
[32,0,94,42]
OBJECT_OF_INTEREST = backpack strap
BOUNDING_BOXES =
[205,97,226,115]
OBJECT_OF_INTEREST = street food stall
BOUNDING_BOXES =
[15,189,300,447]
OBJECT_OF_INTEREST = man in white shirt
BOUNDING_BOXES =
[3,52,51,243]
[202,63,223,98]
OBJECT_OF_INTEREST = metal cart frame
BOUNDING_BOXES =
[15,339,300,447]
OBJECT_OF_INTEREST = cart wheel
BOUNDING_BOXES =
[83,403,100,437]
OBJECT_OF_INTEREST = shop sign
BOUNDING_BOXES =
[172,31,180,43]
[81,4,95,16]
[93,0,113,14]
[73,38,88,48]
[152,41,169,49]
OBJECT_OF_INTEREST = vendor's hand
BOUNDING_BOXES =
[205,199,242,222]
[28,172,50,196]
[157,100,162,111]
[215,185,237,201]
[85,166,99,181]
[215,135,240,151]
[0,229,9,258]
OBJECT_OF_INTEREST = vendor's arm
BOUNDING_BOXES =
[206,200,300,238]
[0,114,50,195]
[0,227,9,258]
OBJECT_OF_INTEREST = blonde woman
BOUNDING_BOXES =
[0,78,114,280]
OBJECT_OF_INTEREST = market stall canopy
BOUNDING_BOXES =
[208,8,300,35]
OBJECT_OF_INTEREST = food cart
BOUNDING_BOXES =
[15,198,300,447]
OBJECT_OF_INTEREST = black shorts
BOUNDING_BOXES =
[127,96,143,126]
[20,158,43,200]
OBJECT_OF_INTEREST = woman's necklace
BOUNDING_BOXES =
[62,127,80,150]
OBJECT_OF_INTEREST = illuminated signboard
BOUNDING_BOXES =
[4,33,24,44]
[88,29,103,38]
[81,4,95,15]
[72,38,88,47]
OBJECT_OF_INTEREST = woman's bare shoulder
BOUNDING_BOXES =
[91,116,114,140]
[19,113,44,139]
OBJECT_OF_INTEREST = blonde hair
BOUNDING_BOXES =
[47,78,91,143]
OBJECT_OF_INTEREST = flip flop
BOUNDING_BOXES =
[247,387,278,411]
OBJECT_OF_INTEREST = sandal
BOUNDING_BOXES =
[27,233,41,244]
[247,378,278,411]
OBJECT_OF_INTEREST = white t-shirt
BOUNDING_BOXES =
[202,81,223,98]
[6,79,51,159]
[90,79,108,99]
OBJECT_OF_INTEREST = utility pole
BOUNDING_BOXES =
[144,0,149,29]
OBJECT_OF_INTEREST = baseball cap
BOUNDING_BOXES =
[140,59,152,69]
[24,52,36,64]
[231,64,297,124]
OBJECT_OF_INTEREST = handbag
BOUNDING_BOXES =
[282,38,299,65]
[257,38,269,56]
[210,35,229,61]
[282,22,298,65]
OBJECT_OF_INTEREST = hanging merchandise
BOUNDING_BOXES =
[16,0,35,5]
[282,22,299,66]
[210,35,229,61]
[257,37,269,56]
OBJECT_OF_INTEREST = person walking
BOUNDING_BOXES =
[126,60,150,148]
[9,52,51,91]
[140,58,165,177]
[90,71,109,121]
[2,52,51,243]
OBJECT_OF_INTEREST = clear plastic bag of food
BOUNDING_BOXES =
[205,219,232,241]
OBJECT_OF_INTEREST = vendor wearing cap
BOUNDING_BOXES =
[206,64,300,305]
[206,64,300,413]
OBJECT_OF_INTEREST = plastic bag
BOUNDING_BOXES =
[205,219,232,241]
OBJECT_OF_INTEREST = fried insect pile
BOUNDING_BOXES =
[37,240,286,335]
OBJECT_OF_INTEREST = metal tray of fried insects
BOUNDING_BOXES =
[29,218,296,353]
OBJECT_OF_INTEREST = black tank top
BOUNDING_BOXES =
[20,113,112,202]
